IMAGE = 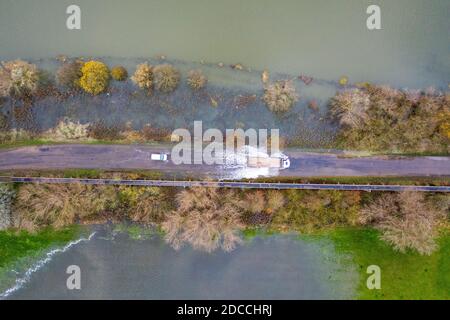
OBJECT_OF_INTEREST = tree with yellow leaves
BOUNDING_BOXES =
[79,61,110,95]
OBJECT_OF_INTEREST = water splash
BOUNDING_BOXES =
[0,232,97,299]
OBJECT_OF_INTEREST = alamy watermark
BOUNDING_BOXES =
[66,4,381,31]
[170,121,286,167]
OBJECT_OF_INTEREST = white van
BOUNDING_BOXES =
[150,153,168,161]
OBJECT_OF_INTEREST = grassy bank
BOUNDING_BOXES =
[0,226,80,270]
[328,228,450,300]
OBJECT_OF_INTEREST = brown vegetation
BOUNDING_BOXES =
[0,60,40,98]
[119,186,172,224]
[140,124,171,141]
[153,64,180,93]
[270,190,361,233]
[360,192,446,255]
[131,63,154,93]
[56,61,83,89]
[162,187,245,252]
[330,85,450,153]
[263,80,298,113]
[87,121,123,140]
[187,69,207,90]
[13,183,117,231]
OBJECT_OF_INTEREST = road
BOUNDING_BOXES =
[0,144,448,179]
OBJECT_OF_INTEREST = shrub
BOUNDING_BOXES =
[45,118,89,141]
[242,190,266,213]
[438,110,450,140]
[111,66,128,81]
[56,61,83,89]
[1,60,39,97]
[13,183,118,231]
[360,192,445,255]
[0,184,15,230]
[87,121,123,140]
[140,124,171,141]
[79,60,110,95]
[0,66,11,97]
[131,63,153,92]
[339,76,348,86]
[0,113,9,131]
[187,69,207,90]
[266,190,285,214]
[263,80,298,113]
[153,64,180,93]
[119,186,170,224]
[0,129,32,144]
[162,187,245,252]
[270,190,361,233]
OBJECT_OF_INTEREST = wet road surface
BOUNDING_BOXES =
[0,144,448,179]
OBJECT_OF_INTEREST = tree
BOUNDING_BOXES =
[111,66,128,81]
[360,192,445,255]
[131,63,153,93]
[153,64,180,93]
[187,69,207,90]
[79,61,110,95]
[330,88,371,129]
[1,60,39,97]
[56,61,83,89]
[162,187,245,252]
[263,80,298,113]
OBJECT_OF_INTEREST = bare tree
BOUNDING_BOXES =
[360,192,445,255]
[162,187,245,252]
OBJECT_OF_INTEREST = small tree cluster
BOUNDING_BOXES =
[360,192,445,255]
[330,85,450,153]
[162,187,245,252]
[263,80,298,113]
[0,59,40,97]
[13,183,117,231]
[45,118,89,141]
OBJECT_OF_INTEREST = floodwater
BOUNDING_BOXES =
[3,228,356,299]
[0,0,449,88]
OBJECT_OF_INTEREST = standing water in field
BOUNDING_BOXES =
[5,226,357,299]
[0,0,448,88]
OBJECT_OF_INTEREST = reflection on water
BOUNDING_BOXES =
[0,0,449,88]
[6,227,357,299]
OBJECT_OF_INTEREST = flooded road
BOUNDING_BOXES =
[5,229,356,299]
[0,144,449,180]
[0,0,449,88]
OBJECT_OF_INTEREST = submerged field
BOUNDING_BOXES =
[1,225,448,299]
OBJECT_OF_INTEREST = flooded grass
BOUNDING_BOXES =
[0,226,80,269]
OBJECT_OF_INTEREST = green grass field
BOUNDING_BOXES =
[329,228,450,300]
[0,227,80,269]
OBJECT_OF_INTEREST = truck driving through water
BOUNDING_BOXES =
[247,152,290,169]
[225,146,290,170]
